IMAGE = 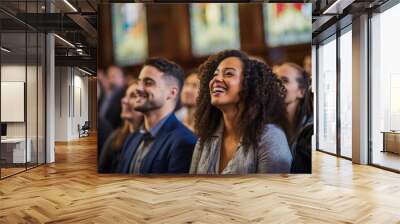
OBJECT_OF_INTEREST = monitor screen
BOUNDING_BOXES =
[1,123,7,137]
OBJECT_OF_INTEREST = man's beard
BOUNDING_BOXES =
[134,99,163,113]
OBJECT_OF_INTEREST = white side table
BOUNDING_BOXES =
[1,138,32,163]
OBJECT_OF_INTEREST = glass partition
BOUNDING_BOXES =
[38,32,45,165]
[27,30,38,169]
[1,30,28,177]
[317,36,337,154]
[339,28,352,158]
[370,3,400,171]
[0,1,46,179]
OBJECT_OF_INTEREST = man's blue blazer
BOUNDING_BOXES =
[116,114,197,174]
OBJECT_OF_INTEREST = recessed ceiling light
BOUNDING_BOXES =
[63,0,78,12]
[54,34,75,48]
[78,67,92,76]
[1,47,11,53]
[323,0,354,15]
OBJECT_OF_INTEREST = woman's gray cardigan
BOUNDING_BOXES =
[189,121,292,174]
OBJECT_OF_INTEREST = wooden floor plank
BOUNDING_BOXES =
[0,134,399,223]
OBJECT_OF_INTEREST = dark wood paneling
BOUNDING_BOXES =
[99,4,310,74]
[239,4,265,53]
[88,77,97,131]
[97,3,113,70]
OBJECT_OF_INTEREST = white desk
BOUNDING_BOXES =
[1,138,32,163]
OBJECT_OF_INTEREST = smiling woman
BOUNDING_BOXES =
[209,57,243,108]
[190,49,292,174]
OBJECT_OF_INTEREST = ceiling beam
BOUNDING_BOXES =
[67,13,98,39]
[55,55,96,70]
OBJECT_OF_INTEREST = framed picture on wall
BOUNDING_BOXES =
[263,3,312,47]
[189,3,240,57]
[112,3,148,66]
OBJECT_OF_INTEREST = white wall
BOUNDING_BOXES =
[54,66,69,141]
[54,67,89,141]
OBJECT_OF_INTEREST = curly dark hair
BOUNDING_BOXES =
[194,49,288,151]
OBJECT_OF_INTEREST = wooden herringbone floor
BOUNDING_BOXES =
[1,134,400,223]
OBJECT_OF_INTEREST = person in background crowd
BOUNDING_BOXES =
[99,81,144,173]
[190,50,292,174]
[99,66,126,129]
[116,58,197,174]
[175,69,200,131]
[97,81,104,107]
[98,117,113,157]
[303,55,312,76]
[272,64,281,74]
[97,69,110,111]
[275,62,313,173]
[125,73,138,86]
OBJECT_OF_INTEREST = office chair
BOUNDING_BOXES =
[78,121,90,138]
